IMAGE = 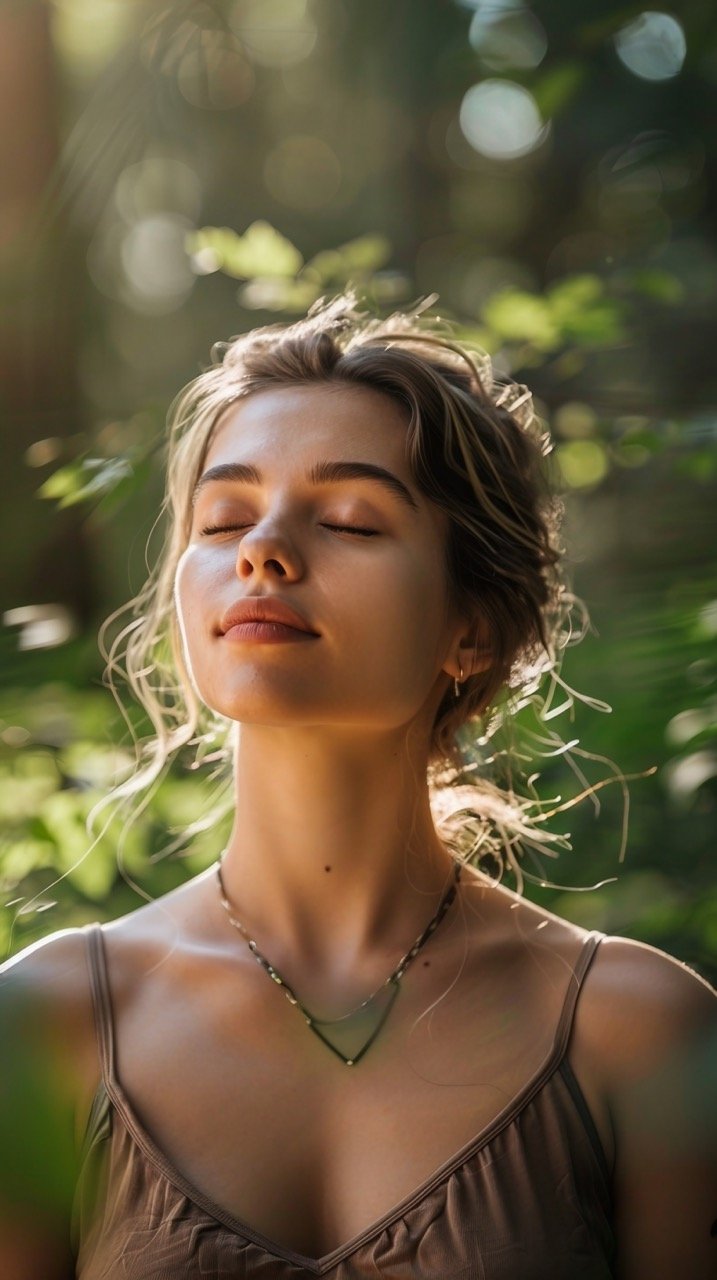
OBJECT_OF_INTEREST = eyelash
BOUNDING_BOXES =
[199,523,378,539]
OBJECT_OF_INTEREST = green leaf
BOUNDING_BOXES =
[64,851,117,901]
[38,791,89,864]
[562,301,625,345]
[452,324,500,355]
[304,234,391,284]
[36,459,86,502]
[188,221,304,280]
[616,426,665,454]
[37,456,134,509]
[302,248,344,284]
[86,453,155,523]
[676,451,717,482]
[238,276,321,312]
[483,289,559,349]
[0,839,57,882]
[547,275,625,347]
[547,274,604,317]
[0,771,59,823]
[630,268,685,304]
[532,61,585,118]
[332,233,392,275]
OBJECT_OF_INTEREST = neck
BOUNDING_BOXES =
[216,723,457,981]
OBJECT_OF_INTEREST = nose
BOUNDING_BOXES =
[235,520,302,582]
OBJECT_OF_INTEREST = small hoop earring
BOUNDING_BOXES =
[454,662,464,699]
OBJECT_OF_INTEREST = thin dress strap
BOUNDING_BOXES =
[83,922,117,1090]
[553,930,605,1064]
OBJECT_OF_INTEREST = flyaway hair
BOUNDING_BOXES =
[73,290,617,902]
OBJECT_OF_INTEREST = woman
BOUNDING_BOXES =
[1,294,715,1279]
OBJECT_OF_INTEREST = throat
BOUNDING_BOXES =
[215,855,461,1067]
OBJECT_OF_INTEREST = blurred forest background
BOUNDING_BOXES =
[1,0,715,982]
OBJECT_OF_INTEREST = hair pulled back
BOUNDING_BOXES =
[97,292,579,883]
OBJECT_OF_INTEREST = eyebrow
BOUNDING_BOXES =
[191,459,420,513]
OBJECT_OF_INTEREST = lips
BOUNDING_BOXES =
[218,596,318,636]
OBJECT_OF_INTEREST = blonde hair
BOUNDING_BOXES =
[93,292,595,890]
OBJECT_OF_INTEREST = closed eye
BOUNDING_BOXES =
[199,523,379,538]
[324,524,378,538]
[199,524,250,535]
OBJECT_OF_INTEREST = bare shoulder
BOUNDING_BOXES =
[468,874,717,1048]
[569,933,717,1166]
[568,938,717,1277]
[0,882,193,1058]
[460,868,600,958]
[0,927,102,1107]
[0,925,94,1032]
[0,928,101,1270]
[573,935,716,1080]
[467,880,717,1182]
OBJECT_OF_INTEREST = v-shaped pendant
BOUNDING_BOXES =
[304,977,400,1066]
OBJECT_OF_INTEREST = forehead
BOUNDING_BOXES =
[203,382,411,471]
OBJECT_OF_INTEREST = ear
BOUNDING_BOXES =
[444,613,493,681]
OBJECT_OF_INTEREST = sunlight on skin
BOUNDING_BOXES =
[174,381,490,967]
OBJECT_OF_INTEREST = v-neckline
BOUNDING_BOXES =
[94,1046,569,1275]
[82,922,604,1273]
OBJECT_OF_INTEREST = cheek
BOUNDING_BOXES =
[173,548,218,650]
[368,548,450,666]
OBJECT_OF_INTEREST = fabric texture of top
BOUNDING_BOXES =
[71,922,615,1279]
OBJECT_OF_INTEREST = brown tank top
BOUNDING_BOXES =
[71,922,614,1278]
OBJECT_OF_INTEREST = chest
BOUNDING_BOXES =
[80,935,574,1260]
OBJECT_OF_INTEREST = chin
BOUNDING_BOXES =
[204,692,317,724]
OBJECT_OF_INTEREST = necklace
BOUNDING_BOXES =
[215,856,462,1067]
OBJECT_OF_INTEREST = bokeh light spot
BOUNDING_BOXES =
[614,11,686,82]
[191,246,222,275]
[230,0,317,69]
[115,157,202,223]
[554,402,598,440]
[3,605,76,651]
[0,725,32,748]
[459,79,548,160]
[469,5,547,70]
[556,440,609,489]
[52,0,133,77]
[665,708,713,747]
[120,214,196,313]
[664,751,717,802]
[698,600,717,638]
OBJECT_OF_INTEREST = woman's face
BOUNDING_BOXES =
[174,382,467,740]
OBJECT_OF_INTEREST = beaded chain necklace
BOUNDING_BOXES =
[216,856,462,1066]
